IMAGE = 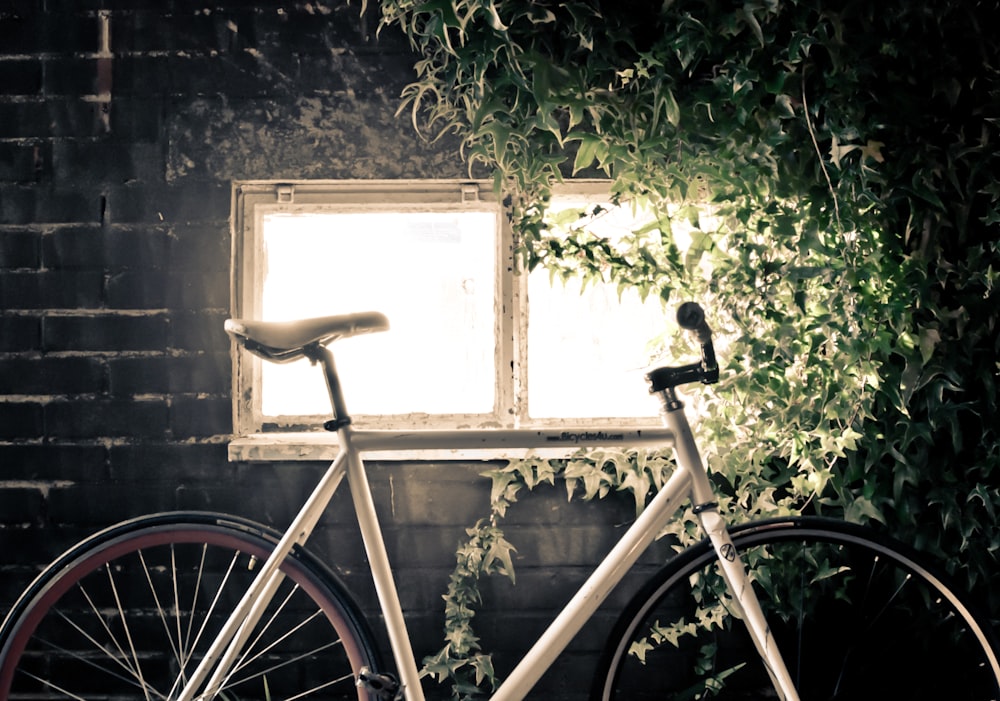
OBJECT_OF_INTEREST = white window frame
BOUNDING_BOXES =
[229,179,662,461]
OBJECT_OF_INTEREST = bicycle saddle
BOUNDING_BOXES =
[225,312,389,361]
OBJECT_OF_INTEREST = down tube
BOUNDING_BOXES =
[490,465,693,701]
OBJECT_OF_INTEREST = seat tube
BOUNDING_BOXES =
[659,392,801,701]
[340,427,426,701]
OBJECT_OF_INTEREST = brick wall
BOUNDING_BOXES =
[0,4,672,700]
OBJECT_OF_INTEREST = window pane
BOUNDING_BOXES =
[259,210,496,418]
[527,200,666,419]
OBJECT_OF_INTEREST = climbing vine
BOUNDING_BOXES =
[421,451,678,698]
[368,0,1000,697]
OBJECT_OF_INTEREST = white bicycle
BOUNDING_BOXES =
[2,302,998,701]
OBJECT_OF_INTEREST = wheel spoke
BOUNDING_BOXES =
[105,559,155,701]
[281,671,359,701]
[166,547,244,699]
[18,668,90,701]
[138,548,186,675]
[67,581,146,683]
[597,519,1000,701]
[26,634,169,700]
[229,639,348,691]
[0,517,379,701]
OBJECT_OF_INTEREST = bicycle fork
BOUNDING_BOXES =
[661,394,801,701]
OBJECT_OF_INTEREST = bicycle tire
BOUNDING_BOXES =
[0,512,381,701]
[593,516,1000,701]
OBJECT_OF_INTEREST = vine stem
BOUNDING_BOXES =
[801,74,843,238]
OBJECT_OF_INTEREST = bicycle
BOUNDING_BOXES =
[1,302,998,701]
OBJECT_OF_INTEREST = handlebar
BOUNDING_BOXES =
[645,302,720,393]
[676,301,712,344]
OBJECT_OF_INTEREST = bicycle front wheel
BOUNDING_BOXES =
[0,512,379,701]
[594,516,1000,701]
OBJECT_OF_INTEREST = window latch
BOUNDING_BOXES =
[276,184,294,203]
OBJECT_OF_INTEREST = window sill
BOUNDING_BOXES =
[229,426,670,462]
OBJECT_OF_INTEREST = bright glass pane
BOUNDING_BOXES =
[527,200,666,419]
[259,210,496,418]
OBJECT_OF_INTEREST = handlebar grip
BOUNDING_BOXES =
[677,302,712,344]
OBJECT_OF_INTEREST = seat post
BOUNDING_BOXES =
[305,344,351,430]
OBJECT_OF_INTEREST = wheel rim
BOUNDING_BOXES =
[0,523,373,701]
[601,522,1000,701]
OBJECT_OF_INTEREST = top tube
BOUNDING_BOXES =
[345,427,675,453]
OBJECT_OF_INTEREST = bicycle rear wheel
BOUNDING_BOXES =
[594,516,1000,701]
[0,512,380,701]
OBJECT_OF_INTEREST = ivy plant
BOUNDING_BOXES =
[421,452,676,698]
[369,0,1000,697]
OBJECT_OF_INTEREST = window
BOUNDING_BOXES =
[231,180,667,453]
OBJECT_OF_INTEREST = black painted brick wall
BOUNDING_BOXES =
[0,4,673,700]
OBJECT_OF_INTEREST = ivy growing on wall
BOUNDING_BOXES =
[371,0,1000,697]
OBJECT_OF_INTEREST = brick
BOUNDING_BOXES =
[501,483,636,526]
[292,53,350,94]
[387,525,477,569]
[265,10,366,55]
[0,527,74,571]
[235,462,361,526]
[108,442,229,482]
[0,183,36,225]
[0,100,107,141]
[0,314,41,351]
[0,270,104,309]
[104,226,170,268]
[0,142,49,184]
[169,396,231,437]
[109,352,230,395]
[0,401,44,439]
[41,57,102,97]
[0,228,39,268]
[168,223,230,271]
[43,314,169,352]
[46,398,169,439]
[30,184,101,224]
[378,467,489,527]
[43,222,170,271]
[51,141,164,188]
[172,483,265,516]
[168,311,229,351]
[102,182,230,224]
[166,53,277,98]
[0,356,106,395]
[105,97,163,142]
[106,56,168,99]
[115,9,225,54]
[0,487,45,524]
[0,13,38,55]
[0,11,98,54]
[0,59,42,95]
[46,483,174,525]
[40,225,106,268]
[106,271,229,310]
[0,444,108,481]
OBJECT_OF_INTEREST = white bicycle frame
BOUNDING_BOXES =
[177,340,800,701]
[176,421,799,701]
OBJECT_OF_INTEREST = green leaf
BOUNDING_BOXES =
[918,326,941,365]
[483,534,518,583]
[664,87,681,127]
[741,4,765,47]
[571,133,605,174]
